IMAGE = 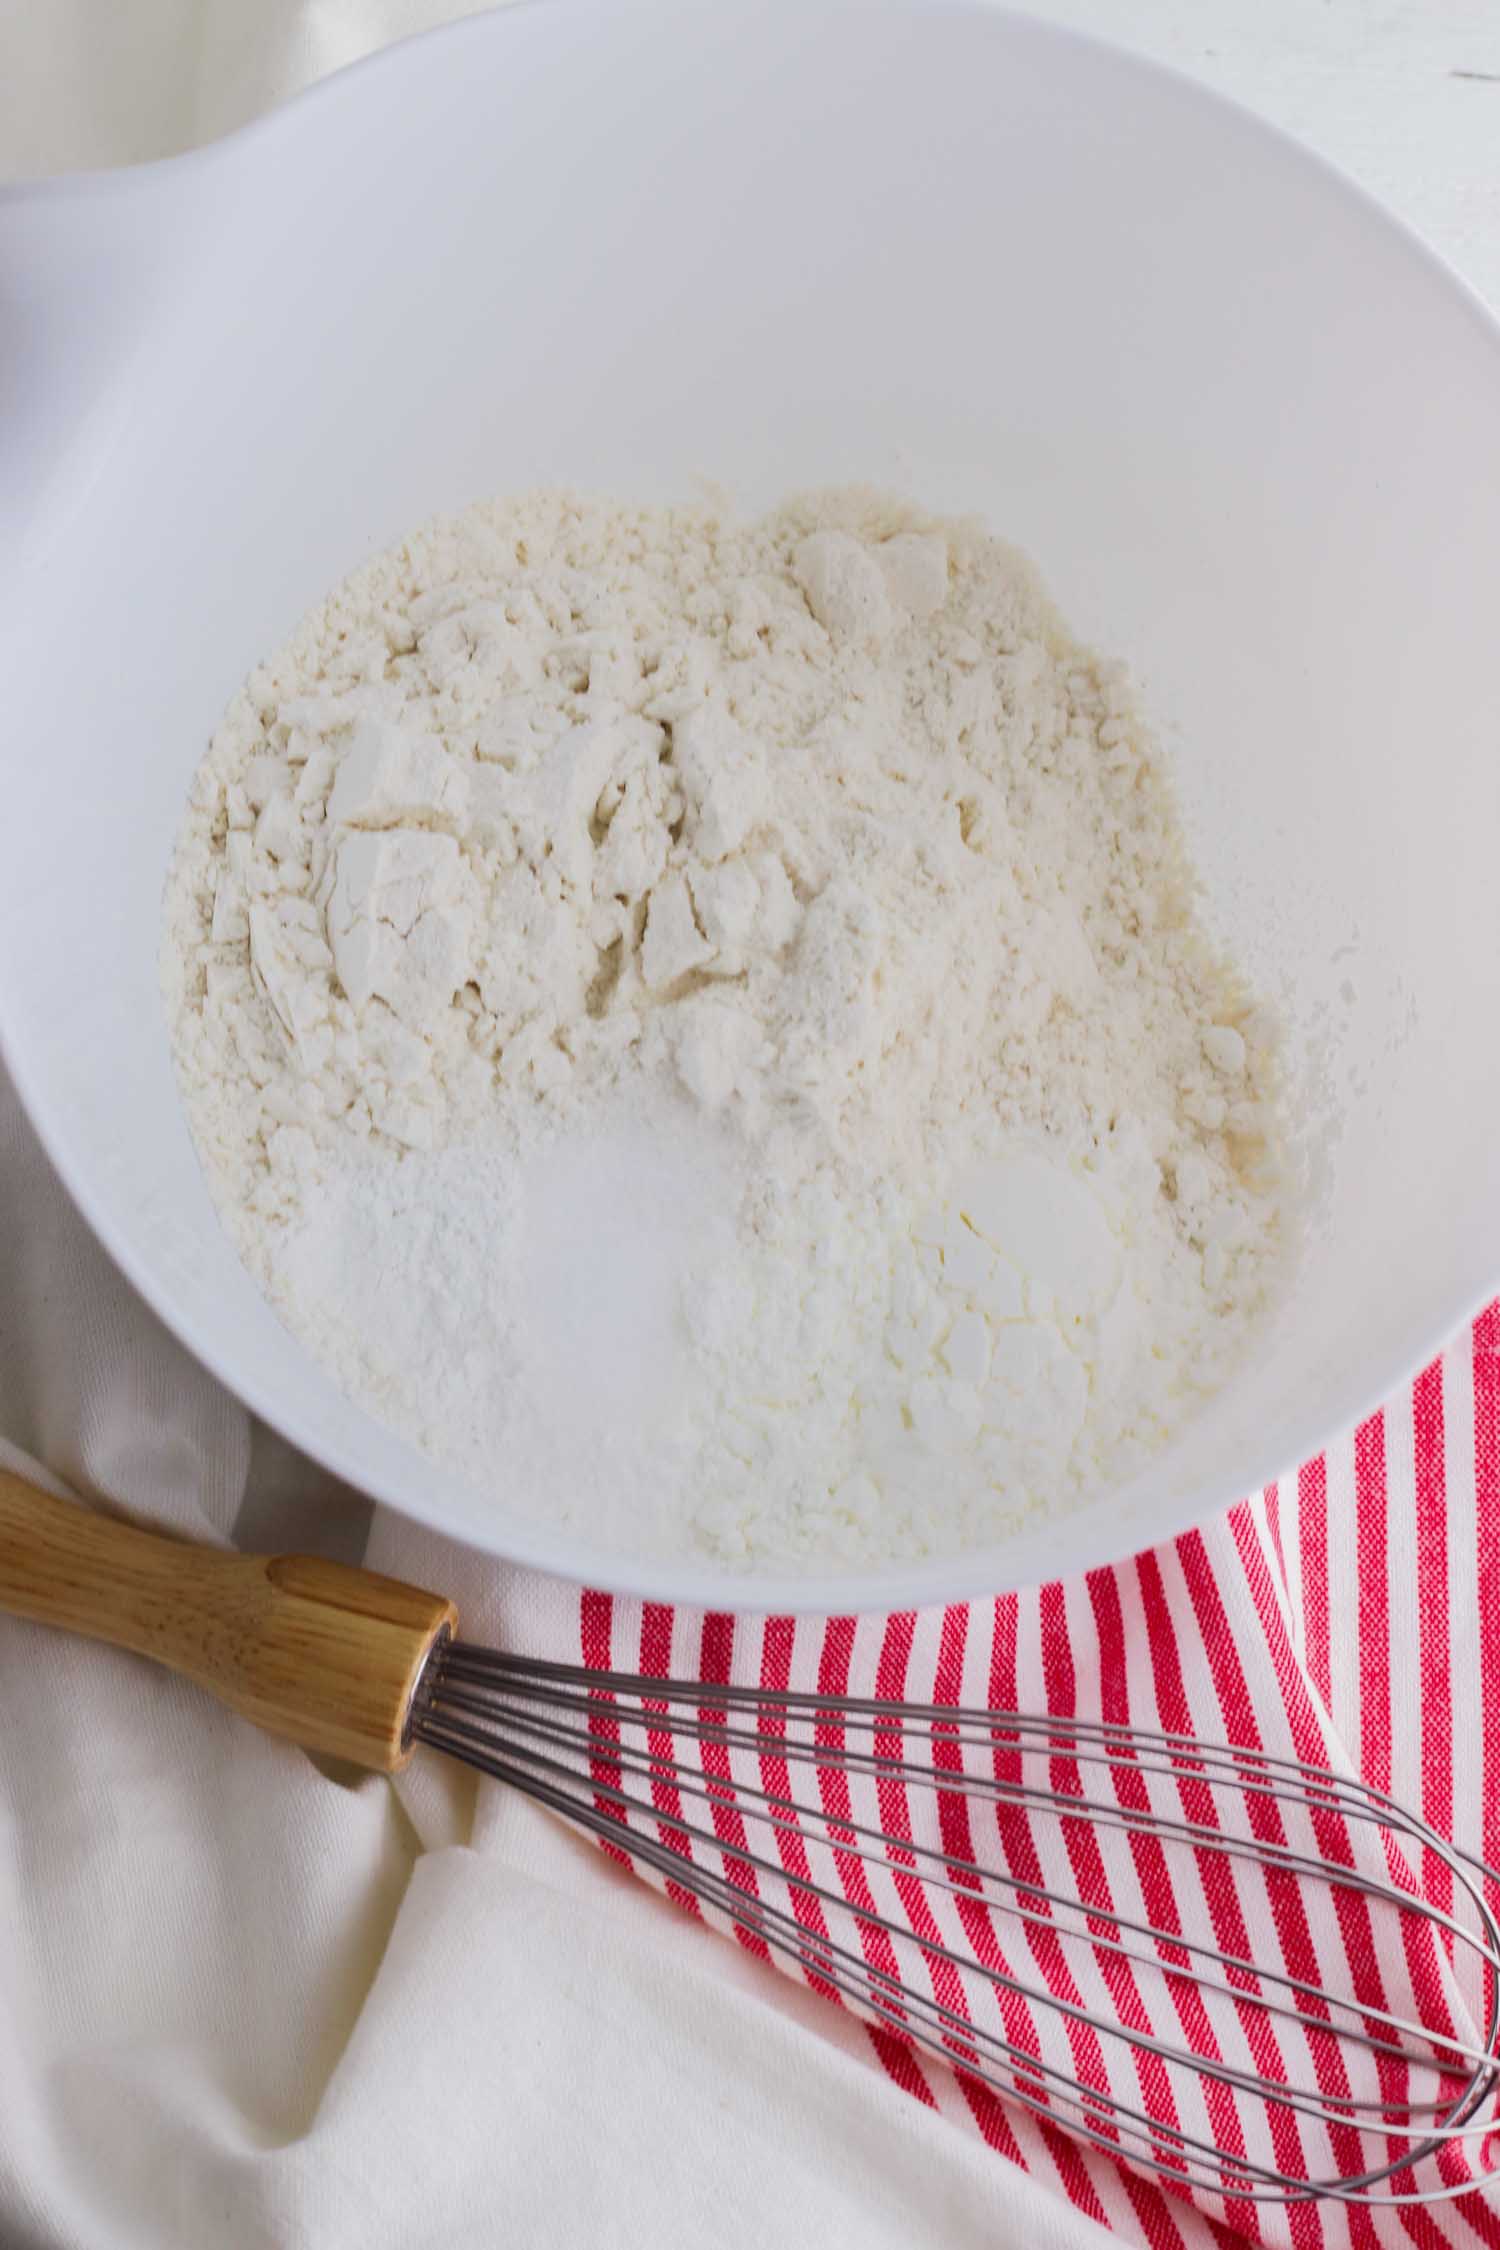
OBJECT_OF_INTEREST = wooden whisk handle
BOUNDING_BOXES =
[0,1469,457,1772]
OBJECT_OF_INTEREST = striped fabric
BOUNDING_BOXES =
[574,1307,1500,2241]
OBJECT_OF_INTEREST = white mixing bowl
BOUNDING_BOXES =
[3,0,1499,1611]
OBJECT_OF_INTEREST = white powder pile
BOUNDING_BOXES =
[162,488,1282,1568]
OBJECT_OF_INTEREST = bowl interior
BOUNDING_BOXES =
[2,0,1499,1609]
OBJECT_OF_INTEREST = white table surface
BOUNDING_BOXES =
[1041,0,1500,312]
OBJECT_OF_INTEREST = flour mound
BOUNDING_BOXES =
[163,488,1282,1568]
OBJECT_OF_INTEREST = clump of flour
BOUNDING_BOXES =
[162,488,1282,1568]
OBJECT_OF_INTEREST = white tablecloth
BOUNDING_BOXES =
[1,6,1496,2245]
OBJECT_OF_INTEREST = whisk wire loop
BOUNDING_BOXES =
[415,1642,1500,2208]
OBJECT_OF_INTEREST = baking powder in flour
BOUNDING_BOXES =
[162,489,1282,1568]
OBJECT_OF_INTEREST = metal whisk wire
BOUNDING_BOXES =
[413,1641,1500,2209]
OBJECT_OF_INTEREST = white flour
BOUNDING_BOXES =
[162,489,1282,1567]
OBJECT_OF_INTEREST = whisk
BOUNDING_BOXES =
[2,1468,1496,2211]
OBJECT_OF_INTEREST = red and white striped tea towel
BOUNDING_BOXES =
[497,1308,1500,2249]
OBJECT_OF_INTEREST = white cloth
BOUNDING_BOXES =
[1,7,1495,2246]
